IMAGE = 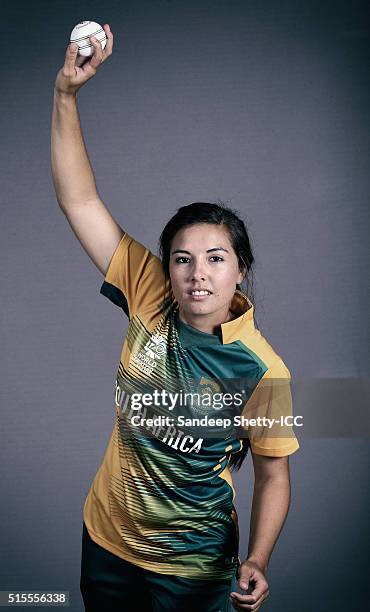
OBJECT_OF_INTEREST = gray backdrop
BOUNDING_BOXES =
[1,1,369,610]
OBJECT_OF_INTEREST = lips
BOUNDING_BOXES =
[189,289,212,296]
[188,288,213,301]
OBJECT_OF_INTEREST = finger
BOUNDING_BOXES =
[237,566,253,592]
[230,598,259,611]
[75,53,88,67]
[230,589,269,611]
[246,576,268,601]
[230,592,263,608]
[102,23,114,58]
[89,36,104,69]
[65,43,79,72]
[237,572,268,600]
[98,26,113,65]
[231,591,259,604]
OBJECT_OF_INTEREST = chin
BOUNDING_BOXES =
[184,303,216,316]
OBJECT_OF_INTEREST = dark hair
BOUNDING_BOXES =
[158,201,257,471]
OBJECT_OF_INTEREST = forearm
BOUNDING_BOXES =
[51,89,98,210]
[246,475,291,572]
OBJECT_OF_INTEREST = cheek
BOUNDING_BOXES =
[169,267,182,292]
[216,267,240,292]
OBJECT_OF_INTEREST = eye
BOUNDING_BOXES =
[209,256,224,262]
[175,256,191,264]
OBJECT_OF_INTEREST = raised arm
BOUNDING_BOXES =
[51,24,124,275]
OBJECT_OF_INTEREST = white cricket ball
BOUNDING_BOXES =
[70,21,107,57]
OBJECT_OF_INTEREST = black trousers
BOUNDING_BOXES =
[80,523,237,611]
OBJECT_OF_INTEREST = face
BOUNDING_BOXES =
[169,224,244,328]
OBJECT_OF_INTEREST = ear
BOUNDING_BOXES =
[237,268,245,285]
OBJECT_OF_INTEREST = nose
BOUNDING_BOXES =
[190,258,207,281]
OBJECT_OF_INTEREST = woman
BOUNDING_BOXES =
[51,25,299,612]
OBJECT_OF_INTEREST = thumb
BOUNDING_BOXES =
[238,565,253,591]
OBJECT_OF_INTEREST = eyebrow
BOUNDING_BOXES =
[171,247,229,255]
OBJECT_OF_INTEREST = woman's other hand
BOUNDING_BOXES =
[230,559,269,611]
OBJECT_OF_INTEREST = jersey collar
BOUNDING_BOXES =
[220,290,255,344]
[173,290,255,346]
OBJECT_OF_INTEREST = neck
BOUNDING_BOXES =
[178,307,235,335]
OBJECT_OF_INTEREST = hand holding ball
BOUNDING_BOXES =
[55,22,112,96]
[70,21,107,57]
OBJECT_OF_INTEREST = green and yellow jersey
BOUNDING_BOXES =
[83,232,299,581]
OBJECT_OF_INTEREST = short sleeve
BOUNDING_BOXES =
[241,359,300,457]
[100,232,171,319]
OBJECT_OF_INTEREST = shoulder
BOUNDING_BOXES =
[240,327,290,378]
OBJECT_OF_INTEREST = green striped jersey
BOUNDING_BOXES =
[83,232,299,580]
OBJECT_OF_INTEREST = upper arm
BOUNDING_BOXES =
[99,230,171,319]
[251,452,290,481]
[60,196,125,275]
[242,359,300,458]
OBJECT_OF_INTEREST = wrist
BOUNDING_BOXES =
[244,555,268,573]
[54,87,77,101]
